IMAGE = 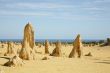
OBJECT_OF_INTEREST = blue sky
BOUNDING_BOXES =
[0,0,110,39]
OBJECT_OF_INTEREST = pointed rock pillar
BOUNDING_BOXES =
[69,34,83,58]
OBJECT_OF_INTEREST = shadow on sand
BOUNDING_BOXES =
[0,57,10,60]
[95,61,110,64]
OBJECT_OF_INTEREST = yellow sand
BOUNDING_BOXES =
[0,43,110,73]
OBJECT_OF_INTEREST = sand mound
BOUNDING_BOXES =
[42,56,49,60]
[85,52,92,56]
[4,55,23,67]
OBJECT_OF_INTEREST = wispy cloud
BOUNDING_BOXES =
[0,0,13,2]
[94,0,110,3]
[0,10,51,16]
[79,0,110,15]
[83,7,104,11]
[0,2,75,16]
[0,0,109,20]
[4,2,74,9]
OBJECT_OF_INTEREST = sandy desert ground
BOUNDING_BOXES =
[0,43,110,73]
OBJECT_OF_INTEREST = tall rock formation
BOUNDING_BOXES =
[50,41,62,57]
[4,42,16,56]
[69,34,83,58]
[45,40,50,54]
[19,22,36,60]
